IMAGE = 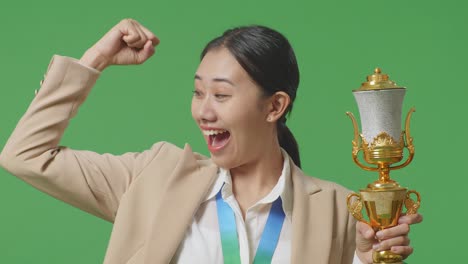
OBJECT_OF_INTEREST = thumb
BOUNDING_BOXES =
[356,221,376,252]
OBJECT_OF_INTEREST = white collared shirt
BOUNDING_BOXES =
[171,150,363,264]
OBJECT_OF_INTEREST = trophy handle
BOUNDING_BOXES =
[346,193,370,225]
[346,112,379,172]
[404,190,421,215]
[390,107,416,171]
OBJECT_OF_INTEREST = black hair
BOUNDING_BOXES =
[201,25,301,168]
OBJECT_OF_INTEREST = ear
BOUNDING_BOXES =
[266,91,291,122]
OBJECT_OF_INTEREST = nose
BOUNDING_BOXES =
[193,96,217,124]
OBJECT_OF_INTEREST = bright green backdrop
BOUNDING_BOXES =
[0,0,465,263]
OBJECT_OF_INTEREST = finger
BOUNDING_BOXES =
[373,235,410,251]
[120,20,147,48]
[129,20,150,48]
[376,224,410,240]
[122,28,143,47]
[390,245,414,259]
[398,213,423,225]
[135,40,156,64]
[138,24,160,46]
[124,29,147,49]
[120,19,140,42]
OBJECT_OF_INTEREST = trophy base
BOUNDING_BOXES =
[373,250,403,264]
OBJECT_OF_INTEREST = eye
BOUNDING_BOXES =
[192,90,203,98]
[214,94,231,100]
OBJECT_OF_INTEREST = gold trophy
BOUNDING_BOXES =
[346,68,421,264]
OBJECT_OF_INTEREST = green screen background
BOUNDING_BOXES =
[0,0,465,263]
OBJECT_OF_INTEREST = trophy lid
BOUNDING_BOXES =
[355,68,403,91]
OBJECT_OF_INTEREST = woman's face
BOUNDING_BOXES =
[192,47,274,169]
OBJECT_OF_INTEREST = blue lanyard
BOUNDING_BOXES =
[216,188,286,264]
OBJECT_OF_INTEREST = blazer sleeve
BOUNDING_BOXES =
[343,211,358,263]
[0,55,165,222]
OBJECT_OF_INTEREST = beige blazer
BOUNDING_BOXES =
[0,56,356,264]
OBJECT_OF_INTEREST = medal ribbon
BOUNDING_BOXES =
[216,188,285,264]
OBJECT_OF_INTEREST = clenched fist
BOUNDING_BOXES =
[80,19,159,71]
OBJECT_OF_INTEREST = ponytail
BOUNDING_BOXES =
[277,122,301,168]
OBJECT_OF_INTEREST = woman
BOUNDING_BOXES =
[0,19,421,264]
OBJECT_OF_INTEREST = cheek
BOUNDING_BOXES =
[229,103,266,135]
[190,99,198,120]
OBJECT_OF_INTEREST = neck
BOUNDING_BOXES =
[230,144,284,218]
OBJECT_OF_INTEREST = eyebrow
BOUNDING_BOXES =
[194,74,235,86]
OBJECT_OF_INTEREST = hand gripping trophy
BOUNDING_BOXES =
[346,68,421,264]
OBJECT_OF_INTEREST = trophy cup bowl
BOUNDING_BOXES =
[346,68,421,264]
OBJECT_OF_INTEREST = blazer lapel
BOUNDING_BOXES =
[290,163,335,263]
[143,144,218,263]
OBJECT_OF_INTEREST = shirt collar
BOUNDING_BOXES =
[204,149,293,219]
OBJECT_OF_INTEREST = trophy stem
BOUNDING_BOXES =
[368,164,400,190]
[378,164,390,182]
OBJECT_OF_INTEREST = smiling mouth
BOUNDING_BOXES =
[203,129,231,152]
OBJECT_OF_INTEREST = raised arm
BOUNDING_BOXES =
[0,19,161,222]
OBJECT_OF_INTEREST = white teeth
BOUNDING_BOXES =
[202,129,228,136]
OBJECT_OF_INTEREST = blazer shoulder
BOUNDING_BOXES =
[146,141,213,169]
[298,171,352,199]
[290,161,351,198]
[310,176,351,195]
